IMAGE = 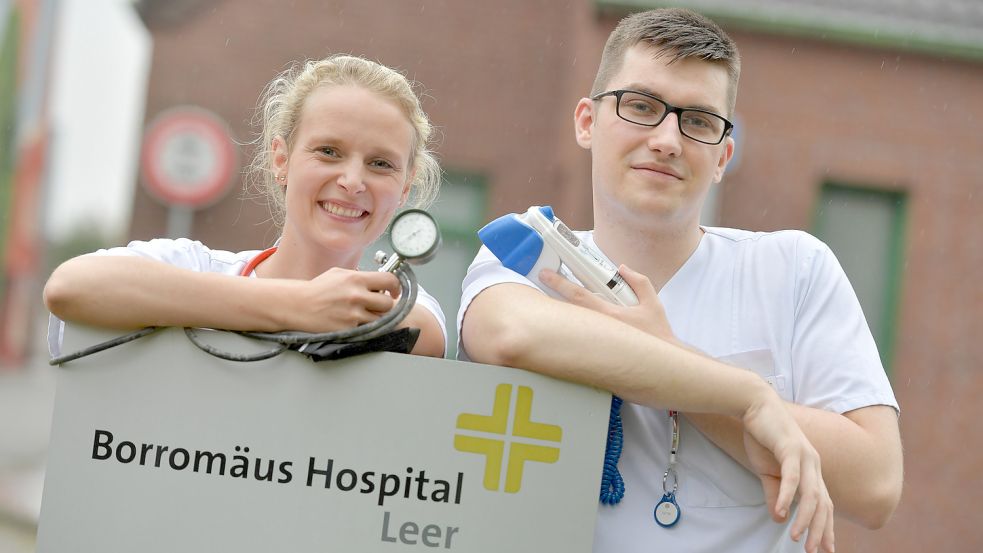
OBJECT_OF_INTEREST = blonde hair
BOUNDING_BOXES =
[247,55,441,227]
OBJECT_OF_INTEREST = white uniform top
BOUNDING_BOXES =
[48,238,447,357]
[458,227,898,553]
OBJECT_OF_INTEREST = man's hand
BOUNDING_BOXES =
[742,395,835,553]
[539,265,676,341]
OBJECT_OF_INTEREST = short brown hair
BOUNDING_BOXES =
[591,8,741,115]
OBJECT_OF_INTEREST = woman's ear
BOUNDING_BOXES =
[399,169,415,207]
[271,136,289,183]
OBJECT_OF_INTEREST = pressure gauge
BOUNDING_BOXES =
[388,209,441,264]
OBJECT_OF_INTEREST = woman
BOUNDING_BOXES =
[44,55,446,358]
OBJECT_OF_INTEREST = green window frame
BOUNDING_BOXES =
[813,182,907,374]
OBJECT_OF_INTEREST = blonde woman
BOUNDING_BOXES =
[45,55,446,358]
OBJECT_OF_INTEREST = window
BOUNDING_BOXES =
[813,183,907,373]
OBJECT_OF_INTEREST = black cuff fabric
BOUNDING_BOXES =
[290,327,421,361]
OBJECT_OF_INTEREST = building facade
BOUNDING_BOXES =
[123,0,983,550]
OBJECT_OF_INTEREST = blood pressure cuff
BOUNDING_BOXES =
[290,327,420,361]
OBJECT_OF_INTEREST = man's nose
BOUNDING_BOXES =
[646,112,684,156]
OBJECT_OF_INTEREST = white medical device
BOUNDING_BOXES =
[478,206,638,306]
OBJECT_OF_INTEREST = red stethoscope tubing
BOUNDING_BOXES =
[240,246,277,277]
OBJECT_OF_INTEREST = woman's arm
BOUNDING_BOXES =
[43,254,405,334]
[400,304,445,358]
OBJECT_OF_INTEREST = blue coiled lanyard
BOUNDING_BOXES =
[599,400,682,528]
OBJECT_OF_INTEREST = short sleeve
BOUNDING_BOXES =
[456,245,543,361]
[414,285,449,357]
[46,239,253,357]
[789,234,899,414]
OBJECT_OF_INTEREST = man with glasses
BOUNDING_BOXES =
[457,8,901,553]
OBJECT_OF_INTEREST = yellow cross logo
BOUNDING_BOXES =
[454,384,562,493]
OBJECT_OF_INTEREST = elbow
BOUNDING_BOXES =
[851,474,903,530]
[460,310,537,368]
[487,323,537,368]
[43,265,77,318]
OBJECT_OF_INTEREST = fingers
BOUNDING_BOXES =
[303,269,400,329]
[759,474,782,523]
[360,289,397,314]
[617,264,656,303]
[800,469,834,553]
[785,454,834,553]
[823,501,836,552]
[356,271,402,297]
[774,450,799,523]
[790,476,816,544]
[538,269,607,310]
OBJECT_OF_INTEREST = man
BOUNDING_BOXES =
[457,8,901,553]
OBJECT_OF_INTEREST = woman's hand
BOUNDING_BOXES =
[284,268,402,332]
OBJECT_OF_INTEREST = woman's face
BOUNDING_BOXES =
[273,85,414,267]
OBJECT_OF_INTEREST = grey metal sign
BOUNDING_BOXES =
[37,326,610,552]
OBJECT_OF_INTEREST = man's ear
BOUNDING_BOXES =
[574,98,595,150]
[271,136,289,182]
[712,135,735,184]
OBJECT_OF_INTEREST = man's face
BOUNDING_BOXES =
[575,45,734,230]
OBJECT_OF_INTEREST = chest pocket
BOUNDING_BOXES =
[718,349,792,402]
[676,349,791,509]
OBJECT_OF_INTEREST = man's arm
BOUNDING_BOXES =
[535,265,902,530]
[462,281,834,553]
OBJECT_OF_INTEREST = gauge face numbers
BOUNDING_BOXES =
[390,209,440,260]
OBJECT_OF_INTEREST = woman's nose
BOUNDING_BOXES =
[336,160,365,194]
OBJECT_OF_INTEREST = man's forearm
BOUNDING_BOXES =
[463,283,769,417]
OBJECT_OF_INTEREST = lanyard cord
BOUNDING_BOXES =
[664,410,680,492]
[599,395,625,504]
[599,402,683,516]
[239,246,277,277]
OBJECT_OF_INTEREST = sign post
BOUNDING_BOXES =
[37,326,610,552]
[140,107,237,238]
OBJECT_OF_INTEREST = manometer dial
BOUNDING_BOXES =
[389,209,440,263]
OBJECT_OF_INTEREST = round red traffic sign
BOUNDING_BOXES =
[140,106,237,208]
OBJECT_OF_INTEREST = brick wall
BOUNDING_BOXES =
[134,1,983,550]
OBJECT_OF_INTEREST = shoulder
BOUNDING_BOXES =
[703,226,825,248]
[702,227,832,265]
[96,238,261,274]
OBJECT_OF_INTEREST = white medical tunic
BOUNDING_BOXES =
[457,227,898,552]
[48,238,447,357]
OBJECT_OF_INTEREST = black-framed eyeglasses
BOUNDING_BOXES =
[591,89,734,145]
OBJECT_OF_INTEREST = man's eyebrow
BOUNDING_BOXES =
[622,83,724,115]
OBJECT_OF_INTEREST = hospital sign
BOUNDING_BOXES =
[37,326,610,552]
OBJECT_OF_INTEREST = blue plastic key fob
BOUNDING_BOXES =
[654,493,681,528]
